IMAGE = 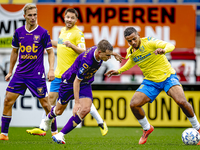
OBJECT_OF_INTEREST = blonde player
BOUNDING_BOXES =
[105,27,200,145]
[26,8,108,136]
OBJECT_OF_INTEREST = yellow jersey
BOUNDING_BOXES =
[118,37,176,82]
[55,25,85,78]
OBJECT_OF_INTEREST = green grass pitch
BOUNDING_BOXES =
[0,127,198,150]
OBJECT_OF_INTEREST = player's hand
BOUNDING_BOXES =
[63,41,72,48]
[47,70,55,82]
[113,52,125,63]
[5,73,12,82]
[154,48,165,55]
[73,103,81,117]
[104,70,119,78]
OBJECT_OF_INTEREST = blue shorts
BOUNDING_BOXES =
[58,81,93,105]
[136,74,180,103]
[50,77,62,92]
[7,74,48,98]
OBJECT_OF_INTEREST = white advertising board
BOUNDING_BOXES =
[0,82,81,127]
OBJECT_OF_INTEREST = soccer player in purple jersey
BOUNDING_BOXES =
[27,8,109,137]
[0,4,55,141]
[39,39,124,144]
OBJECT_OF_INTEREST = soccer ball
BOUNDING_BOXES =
[182,128,200,145]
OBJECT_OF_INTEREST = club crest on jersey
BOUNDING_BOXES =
[34,35,40,43]
[37,87,44,95]
[79,67,85,74]
[139,46,145,52]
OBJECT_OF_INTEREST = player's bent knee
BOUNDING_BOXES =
[41,102,49,108]
[4,97,15,107]
[130,101,137,109]
[176,99,188,107]
[80,107,90,117]
[55,109,64,116]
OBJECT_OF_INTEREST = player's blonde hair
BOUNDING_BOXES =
[23,3,37,15]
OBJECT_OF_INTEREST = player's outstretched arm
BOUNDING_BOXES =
[104,70,119,78]
[112,52,125,63]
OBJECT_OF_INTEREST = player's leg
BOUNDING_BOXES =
[130,91,154,144]
[132,80,162,144]
[48,78,61,135]
[32,92,58,136]
[41,102,68,131]
[0,91,20,140]
[1,75,26,140]
[25,77,51,136]
[38,92,58,130]
[27,78,60,136]
[164,74,200,145]
[165,75,200,130]
[167,85,200,142]
[52,97,92,144]
[89,103,108,136]
[52,83,93,144]
[49,92,59,135]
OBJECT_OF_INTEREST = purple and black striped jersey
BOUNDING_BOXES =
[62,46,102,84]
[12,25,52,78]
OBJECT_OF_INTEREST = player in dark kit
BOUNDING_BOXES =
[0,4,55,140]
[40,39,124,144]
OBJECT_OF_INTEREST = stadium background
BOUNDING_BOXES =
[0,0,200,128]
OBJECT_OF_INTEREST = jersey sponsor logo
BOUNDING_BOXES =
[133,53,151,63]
[19,43,38,59]
[20,43,38,53]
[58,38,63,44]
[84,68,98,79]
[21,54,37,59]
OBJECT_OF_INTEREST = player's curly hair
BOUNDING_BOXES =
[124,27,137,37]
[97,39,113,52]
[65,8,78,18]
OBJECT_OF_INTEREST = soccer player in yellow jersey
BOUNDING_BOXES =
[105,27,200,145]
[27,8,108,137]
